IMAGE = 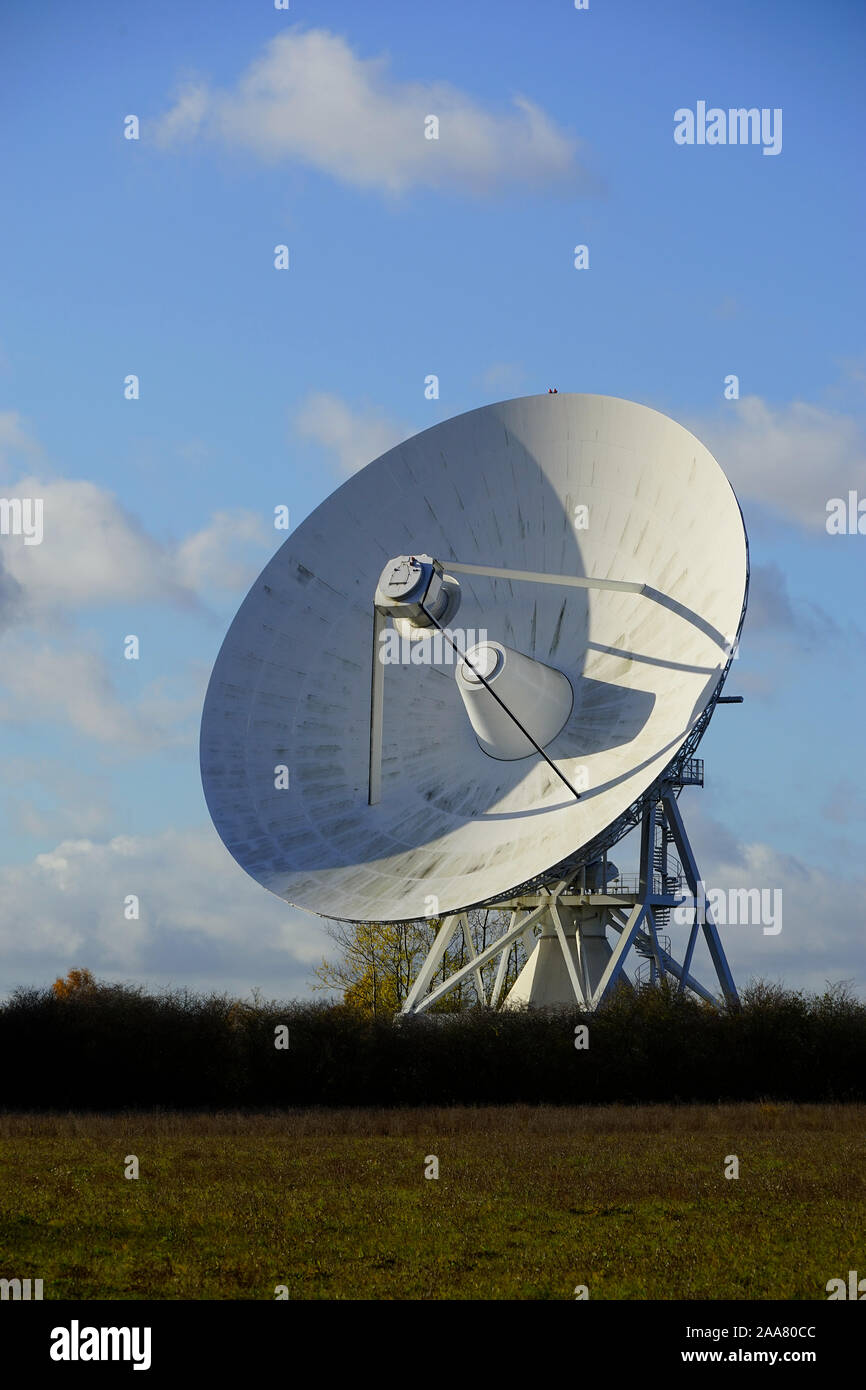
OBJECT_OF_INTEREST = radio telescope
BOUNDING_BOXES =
[200,394,748,1012]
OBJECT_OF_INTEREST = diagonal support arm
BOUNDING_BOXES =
[368,608,386,805]
[589,901,647,1009]
[662,791,739,1006]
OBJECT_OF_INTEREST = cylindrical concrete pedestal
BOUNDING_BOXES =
[504,904,618,1008]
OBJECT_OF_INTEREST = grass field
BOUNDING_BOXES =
[2,1104,864,1300]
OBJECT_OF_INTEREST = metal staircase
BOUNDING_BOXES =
[634,931,672,985]
[652,801,682,927]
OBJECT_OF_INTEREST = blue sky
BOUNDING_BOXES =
[0,0,864,1000]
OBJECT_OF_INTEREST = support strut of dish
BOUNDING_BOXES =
[400,775,739,1015]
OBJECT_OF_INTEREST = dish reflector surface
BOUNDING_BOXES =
[200,394,747,922]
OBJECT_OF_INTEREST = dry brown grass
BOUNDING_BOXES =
[2,1100,863,1138]
[3,1105,864,1299]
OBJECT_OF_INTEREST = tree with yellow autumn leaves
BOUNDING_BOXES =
[312,911,527,1015]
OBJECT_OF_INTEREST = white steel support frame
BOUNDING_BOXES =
[399,782,739,1015]
[401,889,571,1015]
[661,789,739,1005]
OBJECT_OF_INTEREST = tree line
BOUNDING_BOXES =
[0,969,863,1109]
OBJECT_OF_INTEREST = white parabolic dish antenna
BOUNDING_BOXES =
[201,394,748,1011]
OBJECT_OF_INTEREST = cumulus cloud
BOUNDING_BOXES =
[3,476,190,617]
[174,508,272,594]
[0,454,273,748]
[17,798,113,843]
[745,563,801,635]
[674,801,866,997]
[295,391,409,476]
[4,811,861,1003]
[0,825,329,999]
[0,410,41,474]
[0,756,114,844]
[693,395,866,531]
[0,635,202,749]
[0,476,271,626]
[722,560,864,701]
[746,561,848,650]
[154,28,587,196]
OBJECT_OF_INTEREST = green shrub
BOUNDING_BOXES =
[1,976,864,1109]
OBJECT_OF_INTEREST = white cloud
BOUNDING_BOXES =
[154,28,586,196]
[17,796,111,841]
[0,475,271,624]
[0,825,329,1000]
[0,410,42,475]
[0,636,201,749]
[0,422,275,750]
[3,476,189,616]
[1,757,113,841]
[295,391,409,476]
[175,508,272,593]
[745,561,851,655]
[681,803,866,997]
[693,395,866,530]
[155,82,209,146]
[3,811,862,1003]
